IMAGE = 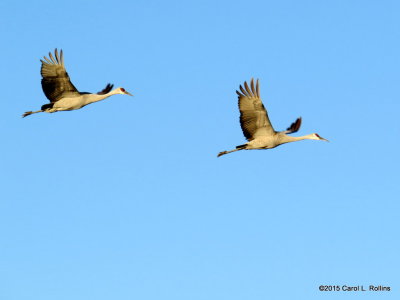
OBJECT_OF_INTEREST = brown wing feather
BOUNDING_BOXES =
[285,117,302,134]
[237,78,275,141]
[97,83,114,95]
[239,84,248,96]
[40,49,80,103]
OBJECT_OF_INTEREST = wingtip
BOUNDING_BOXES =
[242,78,260,97]
[239,84,247,96]
[255,78,260,97]
[61,49,64,65]
[297,116,302,127]
[244,81,251,95]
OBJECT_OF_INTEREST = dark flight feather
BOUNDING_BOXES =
[97,83,114,95]
[285,117,302,134]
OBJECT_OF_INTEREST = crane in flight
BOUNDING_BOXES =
[22,49,133,117]
[218,78,328,157]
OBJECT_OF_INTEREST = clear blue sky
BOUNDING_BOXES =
[1,0,399,299]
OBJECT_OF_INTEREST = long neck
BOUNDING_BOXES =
[83,89,120,105]
[279,133,315,144]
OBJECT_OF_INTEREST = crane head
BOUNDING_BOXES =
[118,87,133,96]
[313,133,329,142]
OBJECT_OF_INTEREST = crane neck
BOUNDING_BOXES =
[83,89,120,105]
[280,133,315,144]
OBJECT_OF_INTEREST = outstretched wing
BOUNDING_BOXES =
[97,83,114,95]
[237,78,275,141]
[40,49,80,102]
[282,117,302,134]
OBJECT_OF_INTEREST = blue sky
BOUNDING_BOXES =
[1,0,399,299]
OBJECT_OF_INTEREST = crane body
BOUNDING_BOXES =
[23,49,132,117]
[218,78,328,157]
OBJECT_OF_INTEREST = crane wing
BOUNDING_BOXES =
[282,117,302,134]
[40,49,80,103]
[97,83,114,95]
[237,78,275,141]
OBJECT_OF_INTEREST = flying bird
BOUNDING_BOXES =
[218,78,328,157]
[22,49,133,117]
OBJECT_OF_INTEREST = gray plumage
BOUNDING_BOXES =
[22,49,132,117]
[218,78,328,157]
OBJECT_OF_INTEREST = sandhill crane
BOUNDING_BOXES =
[218,78,328,157]
[22,49,133,117]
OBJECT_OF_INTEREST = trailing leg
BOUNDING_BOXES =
[217,144,247,157]
[22,110,43,118]
[218,149,238,157]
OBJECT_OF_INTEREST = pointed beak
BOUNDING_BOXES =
[320,137,329,142]
[125,91,133,96]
